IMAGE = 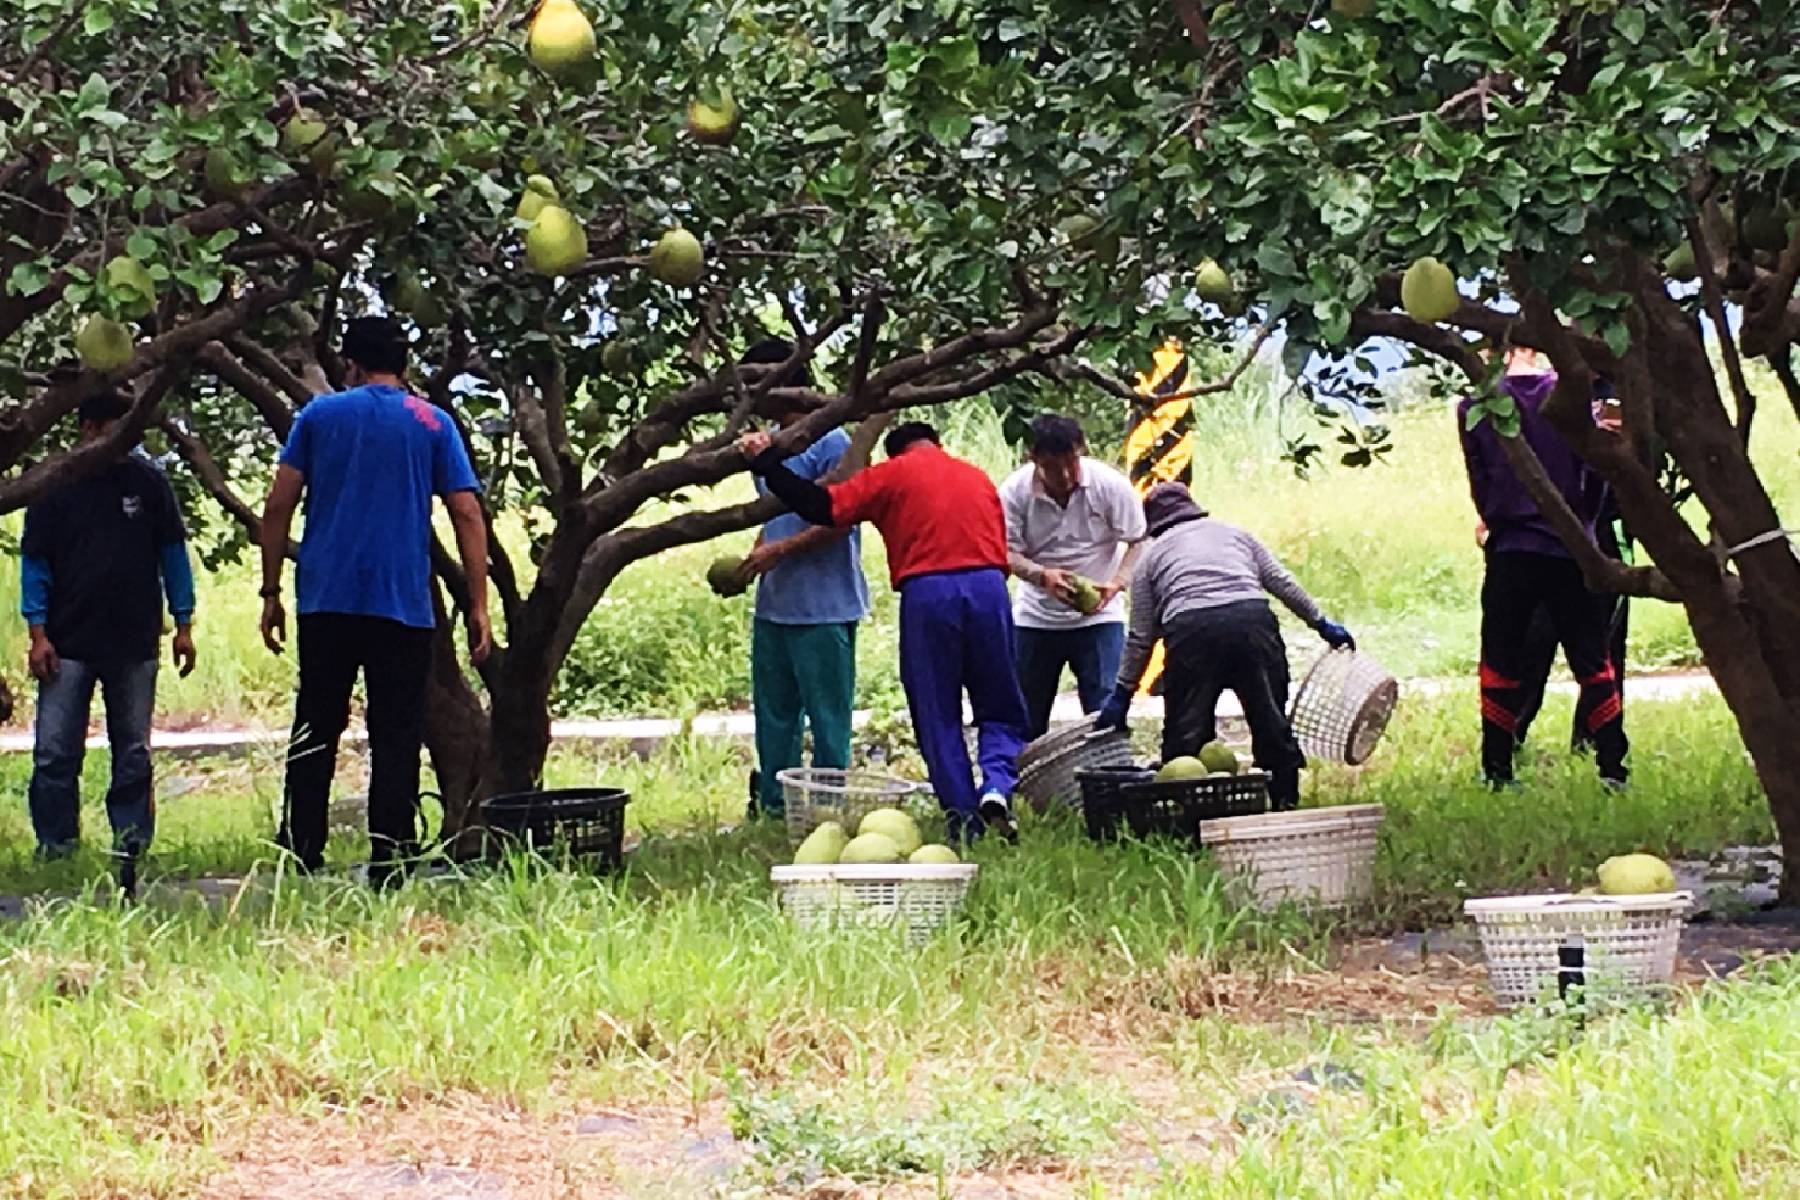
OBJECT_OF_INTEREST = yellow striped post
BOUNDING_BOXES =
[1121,337,1194,695]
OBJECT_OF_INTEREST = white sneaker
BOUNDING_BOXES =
[978,791,1018,842]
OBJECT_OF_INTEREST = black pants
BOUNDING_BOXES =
[1480,552,1627,784]
[1516,521,1630,750]
[1161,601,1305,810]
[278,613,433,875]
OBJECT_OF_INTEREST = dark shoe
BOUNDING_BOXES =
[978,792,1018,843]
[34,841,78,863]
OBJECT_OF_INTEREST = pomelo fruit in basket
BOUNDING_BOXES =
[910,843,960,865]
[1596,853,1675,895]
[794,821,848,865]
[840,831,902,864]
[1155,756,1208,782]
[1198,742,1240,775]
[857,808,922,857]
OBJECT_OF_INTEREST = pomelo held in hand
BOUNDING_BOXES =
[857,808,922,857]
[525,206,589,276]
[909,844,960,865]
[76,315,134,373]
[1198,742,1240,775]
[793,821,848,865]
[840,831,902,865]
[706,555,747,598]
[1596,853,1676,895]
[528,0,597,75]
[1068,575,1104,615]
[1401,256,1459,322]
[648,228,705,287]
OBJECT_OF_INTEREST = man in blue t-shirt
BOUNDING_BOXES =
[733,340,869,819]
[258,316,490,884]
[19,389,197,880]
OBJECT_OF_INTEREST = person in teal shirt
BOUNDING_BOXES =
[734,340,869,819]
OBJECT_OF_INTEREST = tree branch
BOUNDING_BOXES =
[1685,216,1758,444]
[158,413,277,547]
[0,368,181,514]
[200,342,296,439]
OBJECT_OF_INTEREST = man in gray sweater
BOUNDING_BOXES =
[1094,482,1354,809]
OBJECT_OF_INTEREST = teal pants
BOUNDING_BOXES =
[753,619,858,814]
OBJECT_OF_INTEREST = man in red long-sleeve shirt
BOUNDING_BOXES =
[741,420,1029,841]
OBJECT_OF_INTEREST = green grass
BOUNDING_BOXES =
[0,690,1790,1197]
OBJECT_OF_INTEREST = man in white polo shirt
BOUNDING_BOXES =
[1000,414,1147,738]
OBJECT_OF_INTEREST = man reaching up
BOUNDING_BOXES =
[740,421,1029,842]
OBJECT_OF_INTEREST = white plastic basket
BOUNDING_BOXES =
[1463,892,1692,1009]
[771,863,979,944]
[1016,725,1135,811]
[1198,804,1385,910]
[779,768,918,848]
[1289,649,1399,766]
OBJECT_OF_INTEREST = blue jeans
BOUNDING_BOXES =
[28,658,158,855]
[1014,622,1127,739]
[898,569,1030,839]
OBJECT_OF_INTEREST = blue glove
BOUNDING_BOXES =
[1317,619,1356,651]
[1093,685,1132,733]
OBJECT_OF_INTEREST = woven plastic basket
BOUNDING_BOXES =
[779,768,919,847]
[480,787,630,872]
[1463,892,1692,1009]
[1198,804,1385,910]
[1289,649,1399,766]
[1016,726,1134,811]
[771,863,979,944]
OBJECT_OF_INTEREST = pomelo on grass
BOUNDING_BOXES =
[858,808,922,857]
[840,832,902,864]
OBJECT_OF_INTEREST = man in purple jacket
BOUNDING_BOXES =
[1459,352,1627,786]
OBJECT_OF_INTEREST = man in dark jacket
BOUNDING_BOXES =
[1459,358,1627,786]
[20,389,197,876]
[1092,483,1354,810]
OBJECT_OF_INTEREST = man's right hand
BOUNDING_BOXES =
[260,596,287,655]
[1039,567,1076,605]
[737,431,774,461]
[467,606,493,667]
[27,632,59,682]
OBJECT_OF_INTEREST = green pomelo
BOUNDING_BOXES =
[601,340,635,375]
[1155,756,1208,782]
[840,832,902,865]
[281,109,337,175]
[517,175,561,222]
[857,808,922,857]
[794,821,849,865]
[649,227,705,287]
[1057,213,1103,247]
[528,0,597,74]
[1193,258,1234,304]
[1662,242,1698,282]
[75,315,134,373]
[203,148,252,200]
[1198,742,1240,775]
[1400,256,1459,323]
[909,844,960,865]
[686,93,741,146]
[1597,853,1676,896]
[706,555,746,597]
[526,206,589,276]
[1331,0,1373,16]
[1068,575,1104,615]
[104,256,156,317]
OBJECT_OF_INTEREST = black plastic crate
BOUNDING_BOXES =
[480,787,629,871]
[1078,766,1269,846]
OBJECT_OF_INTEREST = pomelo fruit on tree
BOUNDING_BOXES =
[1199,742,1240,775]
[601,339,635,375]
[1662,242,1698,282]
[1156,756,1208,782]
[1596,853,1676,895]
[516,175,560,223]
[648,228,705,287]
[910,844,960,865]
[706,555,747,597]
[281,108,337,176]
[840,831,902,864]
[1331,0,1374,16]
[525,206,589,276]
[203,148,252,200]
[858,808,922,857]
[76,315,134,373]
[794,821,848,865]
[686,92,741,146]
[104,256,156,318]
[1401,256,1459,322]
[1194,258,1235,304]
[528,0,597,75]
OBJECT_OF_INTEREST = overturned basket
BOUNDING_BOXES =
[1016,724,1134,811]
[1199,804,1385,910]
[1290,649,1399,766]
[771,863,979,944]
[779,768,919,848]
[1464,892,1692,1009]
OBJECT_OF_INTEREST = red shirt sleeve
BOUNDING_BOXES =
[826,455,903,526]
